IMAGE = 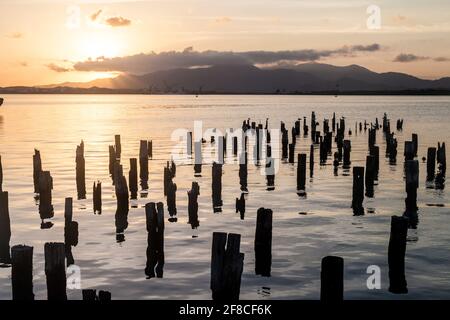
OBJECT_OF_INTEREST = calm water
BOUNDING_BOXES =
[0,94,449,300]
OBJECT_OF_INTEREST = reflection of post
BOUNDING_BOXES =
[320,256,344,302]
[211,232,244,301]
[64,197,78,266]
[145,202,165,278]
[254,208,272,277]
[0,191,11,264]
[388,216,408,294]
[11,245,34,300]
[44,242,67,301]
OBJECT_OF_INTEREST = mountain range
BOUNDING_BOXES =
[2,62,450,94]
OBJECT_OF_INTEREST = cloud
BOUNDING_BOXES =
[73,44,382,74]
[434,57,450,62]
[19,61,28,67]
[91,9,103,21]
[6,32,24,39]
[46,63,72,73]
[105,16,132,27]
[215,17,232,24]
[393,53,429,63]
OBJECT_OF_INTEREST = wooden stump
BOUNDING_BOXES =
[33,149,42,193]
[38,171,54,220]
[254,208,272,277]
[188,182,200,229]
[320,256,344,302]
[129,158,138,199]
[145,202,165,278]
[11,245,34,300]
[44,242,67,300]
[388,216,408,294]
[75,140,86,199]
[93,181,102,214]
[352,167,364,215]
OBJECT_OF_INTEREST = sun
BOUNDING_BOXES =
[78,34,122,60]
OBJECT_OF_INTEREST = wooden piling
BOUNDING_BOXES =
[33,149,42,193]
[129,158,138,199]
[145,202,165,278]
[75,141,86,199]
[427,147,436,181]
[288,143,295,163]
[167,180,177,222]
[0,191,11,264]
[82,289,97,301]
[38,171,54,219]
[388,216,408,294]
[114,135,121,159]
[235,193,245,220]
[211,232,244,301]
[188,182,200,229]
[0,155,2,192]
[297,154,307,194]
[187,132,193,156]
[412,134,418,157]
[352,167,364,215]
[148,140,153,159]
[365,155,375,197]
[44,242,67,300]
[11,245,34,300]
[139,140,149,184]
[405,160,419,212]
[254,208,272,277]
[93,181,102,214]
[404,141,414,161]
[108,145,116,176]
[343,140,351,168]
[212,162,223,210]
[320,256,344,302]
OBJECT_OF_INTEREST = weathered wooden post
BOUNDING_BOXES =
[188,182,200,230]
[412,134,418,157]
[33,149,42,193]
[405,160,419,213]
[108,145,116,176]
[370,145,379,180]
[281,130,288,159]
[148,140,153,159]
[255,208,272,277]
[368,128,376,150]
[297,154,307,196]
[38,171,54,220]
[365,155,375,197]
[93,181,102,214]
[404,141,414,161]
[388,216,408,294]
[320,256,344,302]
[11,245,34,300]
[145,202,165,278]
[139,140,149,189]
[129,158,138,199]
[265,156,275,191]
[295,119,301,136]
[288,143,295,163]
[0,155,3,192]
[0,191,11,264]
[98,290,111,301]
[187,131,193,156]
[75,141,86,199]
[212,162,223,211]
[352,167,364,215]
[194,141,202,176]
[114,135,121,159]
[239,152,248,192]
[427,147,436,181]
[115,164,129,237]
[44,242,67,300]
[437,142,446,174]
[82,289,97,301]
[309,144,314,177]
[64,197,78,266]
[235,193,246,220]
[167,180,177,222]
[211,232,244,301]
[332,112,336,132]
[303,116,309,136]
[343,140,351,168]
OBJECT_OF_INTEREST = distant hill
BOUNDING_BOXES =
[2,62,450,94]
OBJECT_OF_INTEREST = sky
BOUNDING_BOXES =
[1,0,450,86]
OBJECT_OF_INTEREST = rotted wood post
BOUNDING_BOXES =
[212,162,223,210]
[93,181,102,214]
[114,164,129,235]
[0,155,3,192]
[64,197,78,266]
[98,290,111,301]
[39,171,54,220]
[388,216,408,294]
[139,140,149,185]
[145,202,165,278]
[0,191,11,264]
[303,116,308,136]
[75,141,86,199]
[33,149,42,193]
[368,128,376,150]
[281,130,288,159]
[11,245,34,300]
[352,167,364,215]
[148,140,153,159]
[187,132,193,156]
[167,180,177,222]
[309,144,314,177]
[295,119,301,136]
[108,145,116,176]
[343,140,351,168]
[437,142,446,174]
[405,160,419,213]
[370,145,379,179]
[254,208,272,277]
[188,182,200,229]
[239,152,248,192]
[129,158,138,199]
[365,155,375,197]
[404,141,414,161]
[44,242,67,300]
[320,256,344,302]
[211,232,244,301]
[427,147,436,181]
[235,193,245,220]
[412,134,418,157]
[114,135,121,159]
[288,143,295,163]
[297,154,307,195]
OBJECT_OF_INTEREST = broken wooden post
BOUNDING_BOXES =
[404,141,414,161]
[212,162,223,211]
[427,147,436,181]
[114,135,121,159]
[167,180,177,222]
[0,191,11,264]
[412,133,418,157]
[188,182,200,230]
[64,197,78,266]
[11,245,34,300]
[309,144,314,177]
[148,140,153,159]
[33,149,42,193]
[265,156,275,191]
[38,171,54,221]
[235,193,245,220]
[0,155,2,192]
[139,140,149,189]
[44,242,66,300]
[303,116,309,136]
[343,140,351,168]
[368,128,376,150]
[93,181,102,214]
[211,232,244,301]
[239,152,248,192]
[115,164,129,238]
[297,154,307,195]
[370,145,379,180]
[145,202,165,278]
[405,160,419,213]
[365,155,375,198]
[75,141,86,200]
[108,145,116,177]
[129,158,138,199]
[295,119,301,136]
[255,208,272,277]
[320,256,344,302]
[388,216,408,294]
[437,142,446,174]
[281,130,288,159]
[288,143,295,163]
[352,167,364,215]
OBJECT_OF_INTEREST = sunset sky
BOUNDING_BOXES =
[1,0,450,86]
